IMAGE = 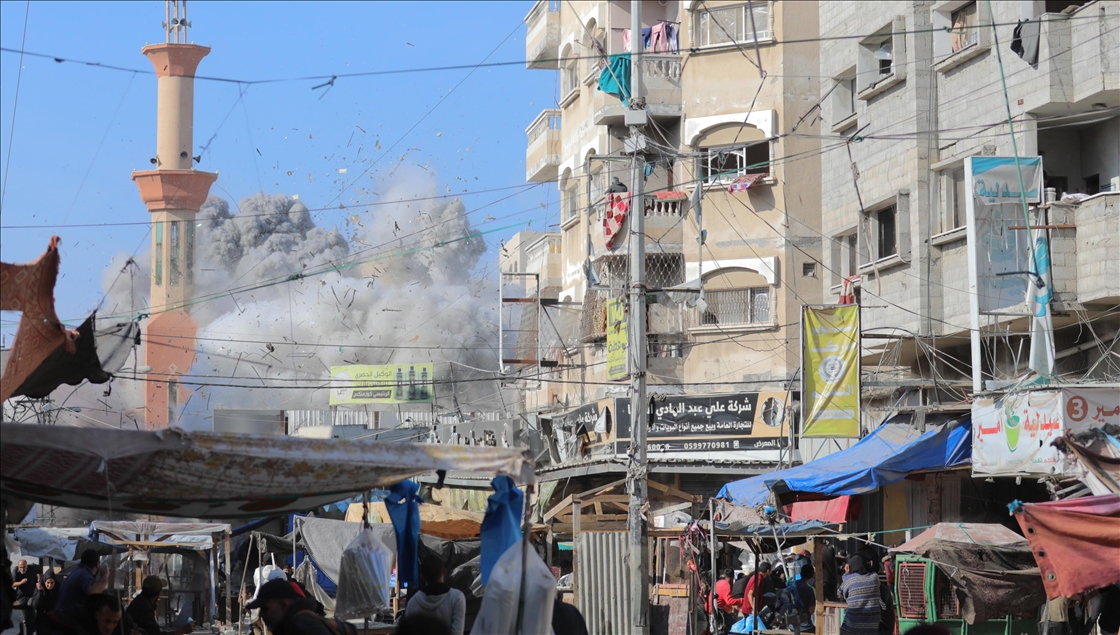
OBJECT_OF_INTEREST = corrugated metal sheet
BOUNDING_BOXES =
[576,531,632,635]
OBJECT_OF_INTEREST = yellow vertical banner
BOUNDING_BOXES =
[802,305,860,437]
[606,298,628,380]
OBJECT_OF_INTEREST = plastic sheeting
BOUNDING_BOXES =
[0,423,532,518]
[473,540,555,635]
[717,415,971,506]
[479,476,524,586]
[13,527,89,561]
[1013,494,1120,599]
[891,523,1046,624]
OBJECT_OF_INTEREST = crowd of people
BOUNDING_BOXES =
[710,554,817,635]
[14,544,1114,635]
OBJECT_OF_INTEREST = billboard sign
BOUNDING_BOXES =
[613,391,793,460]
[972,386,1120,476]
[606,297,628,380]
[329,364,434,405]
[801,305,861,437]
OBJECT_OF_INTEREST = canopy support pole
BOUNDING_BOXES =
[224,532,231,627]
[709,498,717,634]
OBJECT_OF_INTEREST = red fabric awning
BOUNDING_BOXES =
[1013,494,1120,599]
[783,495,861,522]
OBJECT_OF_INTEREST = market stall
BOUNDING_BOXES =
[889,523,1044,633]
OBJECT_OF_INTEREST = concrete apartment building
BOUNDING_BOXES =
[516,0,824,510]
[816,0,1118,408]
[512,0,1118,550]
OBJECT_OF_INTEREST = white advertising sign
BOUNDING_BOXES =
[972,387,1120,476]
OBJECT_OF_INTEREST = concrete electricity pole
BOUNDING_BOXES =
[626,0,649,632]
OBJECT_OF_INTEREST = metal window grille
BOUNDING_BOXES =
[935,570,961,619]
[896,562,928,619]
[580,254,684,341]
[698,287,770,326]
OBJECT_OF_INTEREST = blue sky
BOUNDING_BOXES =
[0,1,558,336]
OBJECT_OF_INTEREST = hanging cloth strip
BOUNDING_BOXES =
[602,193,631,251]
[728,172,766,193]
[385,480,422,590]
[0,236,78,402]
[598,53,631,103]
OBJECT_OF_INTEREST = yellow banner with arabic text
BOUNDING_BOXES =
[802,306,860,437]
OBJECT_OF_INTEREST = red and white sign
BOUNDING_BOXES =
[972,386,1120,476]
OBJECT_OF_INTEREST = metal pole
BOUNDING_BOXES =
[626,1,648,632]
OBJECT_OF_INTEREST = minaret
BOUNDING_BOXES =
[132,0,217,429]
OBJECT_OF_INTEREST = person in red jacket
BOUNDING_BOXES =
[713,569,737,635]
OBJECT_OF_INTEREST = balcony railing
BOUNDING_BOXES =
[641,54,681,81]
[525,0,561,70]
[593,193,687,222]
[527,110,561,146]
[526,109,561,183]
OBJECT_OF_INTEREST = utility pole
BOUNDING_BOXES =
[626,0,649,632]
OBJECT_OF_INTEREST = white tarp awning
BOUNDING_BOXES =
[13,527,89,561]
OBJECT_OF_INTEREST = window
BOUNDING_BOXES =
[831,231,860,286]
[939,167,967,233]
[847,233,859,277]
[153,221,163,287]
[185,221,195,285]
[699,287,771,326]
[831,69,857,130]
[875,206,897,261]
[802,262,817,278]
[561,56,580,101]
[169,220,181,286]
[877,41,894,77]
[857,20,906,95]
[696,3,769,48]
[563,186,580,224]
[951,2,978,53]
[701,141,770,184]
[933,1,989,66]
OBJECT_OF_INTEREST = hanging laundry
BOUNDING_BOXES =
[621,27,653,51]
[666,22,679,53]
[598,54,632,103]
[1011,18,1040,65]
[603,193,630,251]
[0,236,78,402]
[650,22,678,53]
[728,172,766,193]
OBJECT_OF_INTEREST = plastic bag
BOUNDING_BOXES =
[472,539,556,635]
[730,614,768,634]
[334,528,394,620]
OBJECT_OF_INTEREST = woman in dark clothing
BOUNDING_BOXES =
[32,575,60,635]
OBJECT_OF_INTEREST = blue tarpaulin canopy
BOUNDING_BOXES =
[717,415,971,507]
